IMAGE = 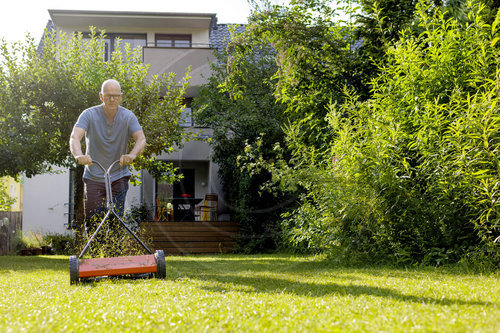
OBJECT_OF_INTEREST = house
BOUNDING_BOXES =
[0,176,22,212]
[22,10,245,235]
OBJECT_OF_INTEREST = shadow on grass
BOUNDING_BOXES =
[2,253,496,308]
[0,255,69,272]
[195,273,494,307]
[163,255,496,307]
[165,255,346,274]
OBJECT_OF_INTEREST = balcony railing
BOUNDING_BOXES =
[145,42,212,49]
[143,46,216,87]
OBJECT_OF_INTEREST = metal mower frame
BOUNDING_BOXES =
[69,160,166,284]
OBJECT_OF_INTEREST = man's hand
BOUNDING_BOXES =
[120,154,136,166]
[75,155,92,165]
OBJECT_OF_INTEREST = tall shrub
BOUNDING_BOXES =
[280,1,500,265]
[194,45,292,252]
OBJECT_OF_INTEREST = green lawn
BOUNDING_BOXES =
[0,254,498,332]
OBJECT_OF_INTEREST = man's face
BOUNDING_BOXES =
[100,83,122,111]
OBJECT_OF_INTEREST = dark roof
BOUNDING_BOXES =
[209,24,246,53]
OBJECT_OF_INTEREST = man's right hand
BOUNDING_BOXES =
[75,155,92,165]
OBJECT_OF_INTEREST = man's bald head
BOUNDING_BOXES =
[99,79,123,112]
[101,79,121,93]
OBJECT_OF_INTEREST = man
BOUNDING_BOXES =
[69,79,146,219]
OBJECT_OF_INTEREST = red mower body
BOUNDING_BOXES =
[79,254,157,278]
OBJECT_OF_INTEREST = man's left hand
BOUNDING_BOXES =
[120,154,136,166]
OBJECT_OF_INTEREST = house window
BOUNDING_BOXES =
[9,184,15,199]
[83,33,147,61]
[155,34,192,48]
[180,98,193,127]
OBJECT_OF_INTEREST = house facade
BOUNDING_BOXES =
[22,10,243,234]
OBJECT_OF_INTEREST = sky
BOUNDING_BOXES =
[0,0,253,43]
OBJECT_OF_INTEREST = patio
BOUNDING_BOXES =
[141,221,239,254]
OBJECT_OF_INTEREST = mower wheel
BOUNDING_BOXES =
[69,255,79,285]
[155,250,166,279]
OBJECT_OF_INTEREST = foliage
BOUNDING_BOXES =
[0,28,189,232]
[193,40,292,252]
[126,202,154,222]
[213,1,378,251]
[10,231,26,254]
[0,179,14,211]
[353,0,441,94]
[43,233,76,255]
[269,1,500,264]
[229,0,365,155]
[21,230,46,248]
[346,0,500,103]
[0,29,189,180]
[0,254,499,331]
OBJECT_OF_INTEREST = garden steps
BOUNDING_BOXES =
[141,221,239,255]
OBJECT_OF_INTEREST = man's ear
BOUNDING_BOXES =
[99,92,104,102]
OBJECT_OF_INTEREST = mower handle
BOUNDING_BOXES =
[92,160,121,176]
[92,160,121,208]
[79,159,153,257]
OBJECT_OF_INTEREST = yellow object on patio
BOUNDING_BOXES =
[202,193,218,221]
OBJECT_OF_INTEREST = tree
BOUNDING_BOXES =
[353,0,500,89]
[193,41,293,252]
[228,0,500,264]
[281,0,500,264]
[217,0,381,252]
[224,0,368,193]
[0,29,189,230]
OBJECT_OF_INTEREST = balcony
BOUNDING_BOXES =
[143,46,216,93]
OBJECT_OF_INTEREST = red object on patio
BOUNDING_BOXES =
[78,254,157,278]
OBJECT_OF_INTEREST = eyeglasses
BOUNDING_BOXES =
[102,94,122,100]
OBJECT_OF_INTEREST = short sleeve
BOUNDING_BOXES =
[75,109,90,131]
[128,113,142,136]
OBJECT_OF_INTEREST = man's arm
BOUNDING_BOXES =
[69,126,92,165]
[120,130,146,165]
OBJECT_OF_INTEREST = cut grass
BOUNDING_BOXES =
[0,254,498,332]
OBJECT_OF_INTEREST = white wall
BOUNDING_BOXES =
[22,167,70,235]
[125,181,142,212]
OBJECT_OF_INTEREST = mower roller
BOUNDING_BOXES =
[69,160,166,284]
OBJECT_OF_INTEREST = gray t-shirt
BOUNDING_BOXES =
[75,105,142,182]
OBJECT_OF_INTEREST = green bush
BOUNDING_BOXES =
[280,1,500,265]
[44,233,76,255]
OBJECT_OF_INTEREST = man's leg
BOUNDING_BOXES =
[82,179,107,254]
[104,177,130,256]
[83,179,107,220]
[111,176,130,217]
[83,177,130,256]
